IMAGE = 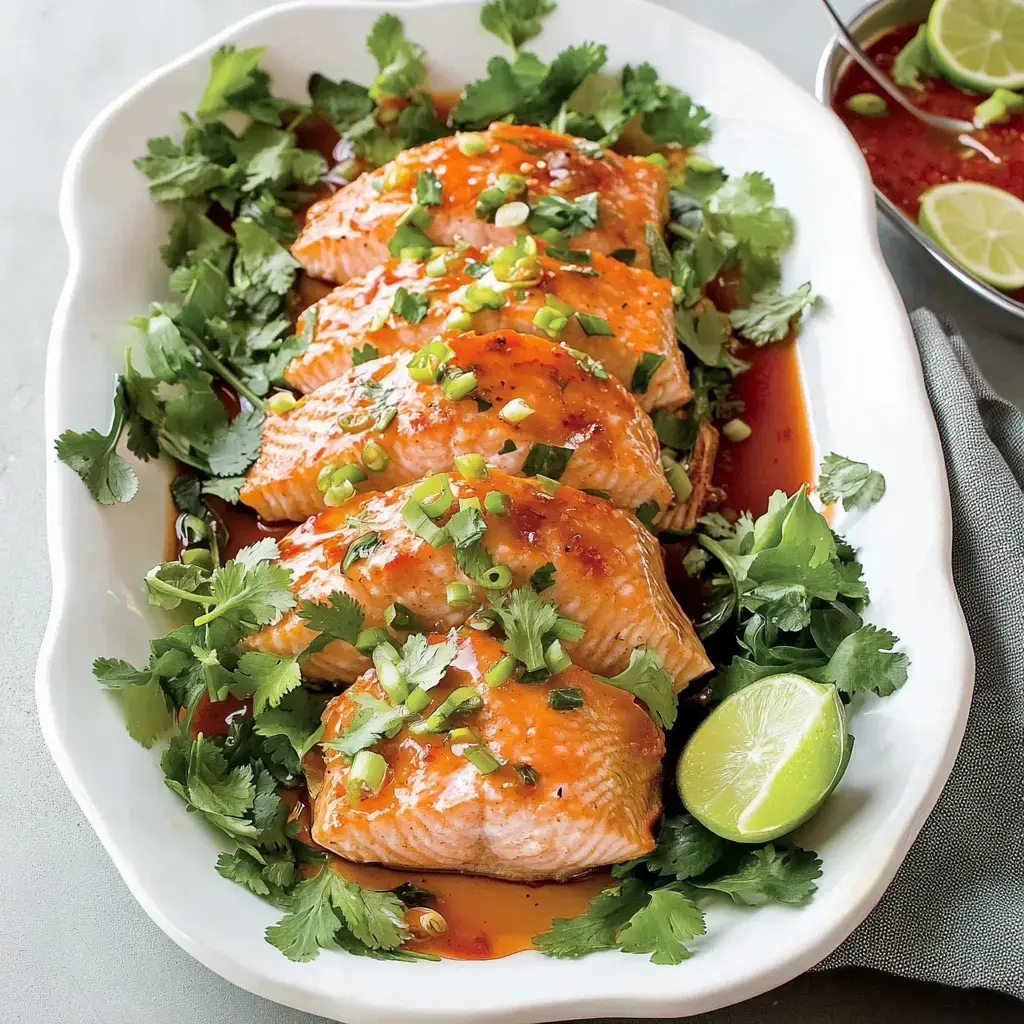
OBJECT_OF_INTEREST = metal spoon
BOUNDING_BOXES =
[820,0,1000,163]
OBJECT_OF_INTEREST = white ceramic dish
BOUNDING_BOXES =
[38,0,975,1020]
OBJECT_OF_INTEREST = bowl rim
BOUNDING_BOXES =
[814,0,1024,323]
[37,0,976,1020]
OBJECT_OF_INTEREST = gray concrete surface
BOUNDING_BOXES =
[1,0,1020,1021]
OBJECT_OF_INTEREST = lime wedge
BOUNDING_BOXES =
[919,181,1024,291]
[676,674,849,843]
[927,0,1024,92]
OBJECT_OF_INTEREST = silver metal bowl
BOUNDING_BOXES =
[815,0,1024,322]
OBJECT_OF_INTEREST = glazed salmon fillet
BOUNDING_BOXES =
[291,123,669,283]
[242,330,671,521]
[313,632,664,881]
[245,470,712,687]
[284,244,689,411]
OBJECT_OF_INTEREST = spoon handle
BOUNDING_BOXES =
[819,0,975,133]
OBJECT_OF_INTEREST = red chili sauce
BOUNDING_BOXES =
[833,22,1024,301]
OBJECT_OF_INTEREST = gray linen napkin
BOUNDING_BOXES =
[813,309,1024,996]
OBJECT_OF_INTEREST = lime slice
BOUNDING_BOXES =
[676,674,849,843]
[919,181,1024,291]
[927,0,1024,92]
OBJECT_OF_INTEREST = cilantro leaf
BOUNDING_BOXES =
[693,843,822,906]
[416,169,443,206]
[366,13,427,100]
[489,586,561,672]
[675,307,749,375]
[529,562,556,593]
[621,813,728,881]
[343,532,381,572]
[480,0,556,51]
[390,287,429,325]
[388,634,458,693]
[196,46,265,117]
[892,25,938,90]
[202,475,246,503]
[731,283,816,345]
[617,887,705,964]
[529,192,599,239]
[308,73,374,132]
[533,878,650,957]
[265,860,409,961]
[352,342,379,366]
[298,591,366,658]
[216,848,271,897]
[818,453,886,511]
[232,652,302,715]
[254,688,325,761]
[596,647,678,728]
[55,379,139,505]
[323,699,411,758]
[205,409,265,477]
[824,624,909,697]
[93,657,174,748]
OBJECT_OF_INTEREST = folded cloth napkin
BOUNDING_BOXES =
[814,309,1024,997]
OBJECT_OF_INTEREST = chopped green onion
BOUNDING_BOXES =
[459,496,482,511]
[442,371,478,401]
[401,498,451,547]
[346,750,388,801]
[446,582,472,606]
[404,686,431,714]
[324,481,356,506]
[338,410,374,432]
[532,304,569,338]
[661,453,692,501]
[411,473,454,518]
[544,294,575,316]
[267,391,298,414]
[374,405,398,431]
[631,352,667,395]
[512,763,538,785]
[642,153,670,169]
[317,464,338,493]
[484,655,517,688]
[332,463,368,486]
[544,640,572,675]
[498,398,534,423]
[342,530,380,572]
[407,340,455,383]
[463,744,505,774]
[522,443,574,480]
[458,133,488,156]
[609,248,636,265]
[478,564,512,589]
[484,491,510,516]
[361,441,389,472]
[373,645,410,703]
[844,93,889,117]
[396,203,433,230]
[425,253,450,277]
[722,418,752,443]
[381,164,413,192]
[454,453,488,480]
[495,201,530,228]
[399,246,432,262]
[582,488,611,500]
[534,474,561,495]
[498,440,517,455]
[356,627,395,655]
[455,282,506,312]
[368,304,389,332]
[384,602,417,631]
[575,312,614,337]
[447,726,478,745]
[445,308,473,332]
[425,686,483,732]
[182,548,212,569]
[548,687,584,710]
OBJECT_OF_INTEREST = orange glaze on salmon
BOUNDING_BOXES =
[291,123,669,283]
[284,244,689,411]
[313,631,664,881]
[242,330,671,521]
[245,470,712,687]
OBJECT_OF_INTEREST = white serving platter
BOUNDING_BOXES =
[38,0,975,1020]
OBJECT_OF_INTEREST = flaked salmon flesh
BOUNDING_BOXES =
[291,123,669,283]
[312,631,664,881]
[242,330,672,521]
[284,243,689,411]
[245,470,712,688]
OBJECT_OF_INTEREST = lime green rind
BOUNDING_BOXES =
[919,182,1024,291]
[676,673,850,844]
[927,0,1024,92]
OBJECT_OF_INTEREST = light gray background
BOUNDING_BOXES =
[2,1,1021,1021]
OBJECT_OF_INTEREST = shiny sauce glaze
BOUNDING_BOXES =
[167,104,815,960]
[833,22,1024,301]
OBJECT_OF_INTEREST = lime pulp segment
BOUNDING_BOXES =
[927,0,1024,92]
[676,673,849,844]
[919,181,1024,291]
